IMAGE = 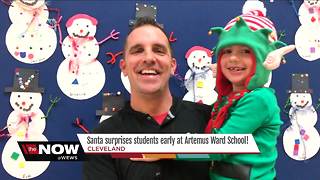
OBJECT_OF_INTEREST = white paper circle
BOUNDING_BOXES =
[295,24,320,61]
[289,93,317,127]
[57,59,106,100]
[264,73,272,87]
[2,135,50,179]
[61,37,99,61]
[121,72,131,94]
[298,3,320,25]
[10,92,42,112]
[283,126,320,160]
[6,23,57,64]
[8,1,49,25]
[99,115,111,123]
[7,109,46,137]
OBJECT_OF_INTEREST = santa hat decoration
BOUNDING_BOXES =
[224,0,277,41]
[96,92,125,116]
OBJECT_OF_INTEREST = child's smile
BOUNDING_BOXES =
[220,45,254,91]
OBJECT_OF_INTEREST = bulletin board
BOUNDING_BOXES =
[0,0,319,179]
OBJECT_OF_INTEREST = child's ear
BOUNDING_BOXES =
[119,59,128,76]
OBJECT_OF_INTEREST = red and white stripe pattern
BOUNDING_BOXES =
[224,10,277,41]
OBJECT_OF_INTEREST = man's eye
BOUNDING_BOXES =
[154,48,166,54]
[131,49,143,54]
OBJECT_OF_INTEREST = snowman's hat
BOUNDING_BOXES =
[96,91,125,116]
[288,73,312,93]
[129,3,163,27]
[5,68,44,93]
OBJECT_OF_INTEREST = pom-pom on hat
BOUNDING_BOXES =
[225,0,277,41]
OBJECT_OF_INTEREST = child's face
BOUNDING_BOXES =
[220,45,254,91]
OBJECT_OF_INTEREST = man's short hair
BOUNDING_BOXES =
[123,17,173,57]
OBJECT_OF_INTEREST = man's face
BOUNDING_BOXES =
[120,25,176,96]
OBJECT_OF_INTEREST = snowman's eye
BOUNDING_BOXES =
[193,56,196,58]
[296,95,298,97]
[86,25,89,28]
[203,56,205,58]
[76,24,79,26]
[30,97,32,99]
[18,95,20,98]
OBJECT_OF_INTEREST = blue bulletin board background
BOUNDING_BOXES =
[0,0,319,179]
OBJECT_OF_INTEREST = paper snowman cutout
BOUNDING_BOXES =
[96,92,125,123]
[283,74,320,160]
[5,0,57,64]
[295,0,320,61]
[57,14,119,100]
[183,46,217,105]
[2,68,50,179]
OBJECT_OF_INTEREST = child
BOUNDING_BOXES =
[204,5,295,180]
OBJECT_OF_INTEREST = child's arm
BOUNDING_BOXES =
[208,88,280,160]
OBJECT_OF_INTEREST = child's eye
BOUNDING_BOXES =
[221,49,232,54]
[241,49,251,54]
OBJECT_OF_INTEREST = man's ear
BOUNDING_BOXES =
[119,59,128,76]
[171,58,177,75]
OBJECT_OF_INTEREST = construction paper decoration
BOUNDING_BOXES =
[2,135,50,179]
[96,92,125,123]
[5,0,57,64]
[283,74,320,160]
[295,24,320,61]
[57,59,105,100]
[6,24,57,64]
[57,14,119,100]
[8,0,49,25]
[121,72,131,94]
[183,46,217,105]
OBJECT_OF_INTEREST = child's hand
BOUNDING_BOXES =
[263,45,295,70]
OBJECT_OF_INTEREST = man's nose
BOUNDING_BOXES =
[144,51,156,63]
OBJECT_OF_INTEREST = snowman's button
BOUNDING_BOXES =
[11,152,20,160]
[17,130,25,138]
[300,129,305,135]
[294,139,300,144]
[18,161,26,168]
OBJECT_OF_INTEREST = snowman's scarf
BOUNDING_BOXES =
[13,112,37,139]
[303,2,320,24]
[289,105,316,119]
[67,36,96,75]
[14,1,46,34]
[185,66,211,102]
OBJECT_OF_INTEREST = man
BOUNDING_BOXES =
[83,17,211,180]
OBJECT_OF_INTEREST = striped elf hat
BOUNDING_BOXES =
[224,0,277,41]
